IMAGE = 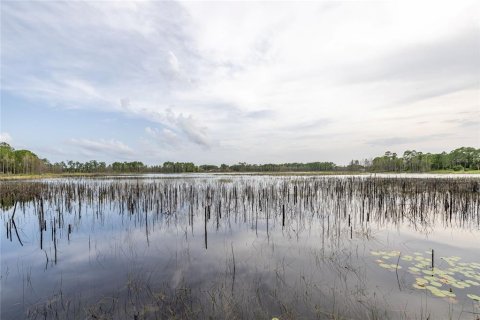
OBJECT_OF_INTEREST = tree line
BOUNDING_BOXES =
[1,142,479,175]
[354,147,480,172]
[0,143,47,174]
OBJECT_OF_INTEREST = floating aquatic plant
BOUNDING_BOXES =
[371,250,480,303]
[467,294,480,301]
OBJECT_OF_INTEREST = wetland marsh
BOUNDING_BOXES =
[1,174,479,319]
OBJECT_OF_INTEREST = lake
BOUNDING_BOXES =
[1,174,479,319]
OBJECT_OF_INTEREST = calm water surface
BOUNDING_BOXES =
[1,174,479,319]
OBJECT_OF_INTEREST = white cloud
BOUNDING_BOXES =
[174,113,210,147]
[168,51,180,73]
[67,138,134,158]
[145,127,181,147]
[0,132,12,144]
[2,1,479,163]
[139,108,211,148]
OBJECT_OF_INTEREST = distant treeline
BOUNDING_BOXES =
[357,147,480,172]
[0,142,478,175]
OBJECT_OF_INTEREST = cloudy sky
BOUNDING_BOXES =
[1,1,479,165]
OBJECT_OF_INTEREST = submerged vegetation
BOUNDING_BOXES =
[1,175,479,319]
[1,142,479,175]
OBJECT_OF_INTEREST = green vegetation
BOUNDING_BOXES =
[0,142,49,174]
[371,250,480,301]
[363,147,480,172]
[1,142,479,176]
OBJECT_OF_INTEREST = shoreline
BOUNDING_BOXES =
[1,170,479,181]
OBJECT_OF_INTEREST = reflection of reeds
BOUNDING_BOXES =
[1,176,479,262]
[2,177,478,225]
[2,176,479,319]
[25,269,370,319]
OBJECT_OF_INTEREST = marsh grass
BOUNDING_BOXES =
[2,176,479,319]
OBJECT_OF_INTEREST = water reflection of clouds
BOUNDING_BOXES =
[1,176,479,319]
[393,225,480,251]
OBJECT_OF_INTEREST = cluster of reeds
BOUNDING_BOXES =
[2,177,479,250]
[2,176,479,319]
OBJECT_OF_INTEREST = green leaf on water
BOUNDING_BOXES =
[422,270,435,276]
[465,280,480,286]
[456,281,471,288]
[413,284,426,290]
[431,290,447,298]
[450,282,467,289]
[371,250,480,301]
[429,280,442,287]
[467,294,480,301]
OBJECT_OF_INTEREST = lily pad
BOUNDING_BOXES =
[413,283,426,290]
[429,280,442,287]
[431,290,447,298]
[465,280,480,286]
[371,250,480,302]
[467,294,480,301]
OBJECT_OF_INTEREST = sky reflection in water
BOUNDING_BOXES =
[1,175,479,319]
